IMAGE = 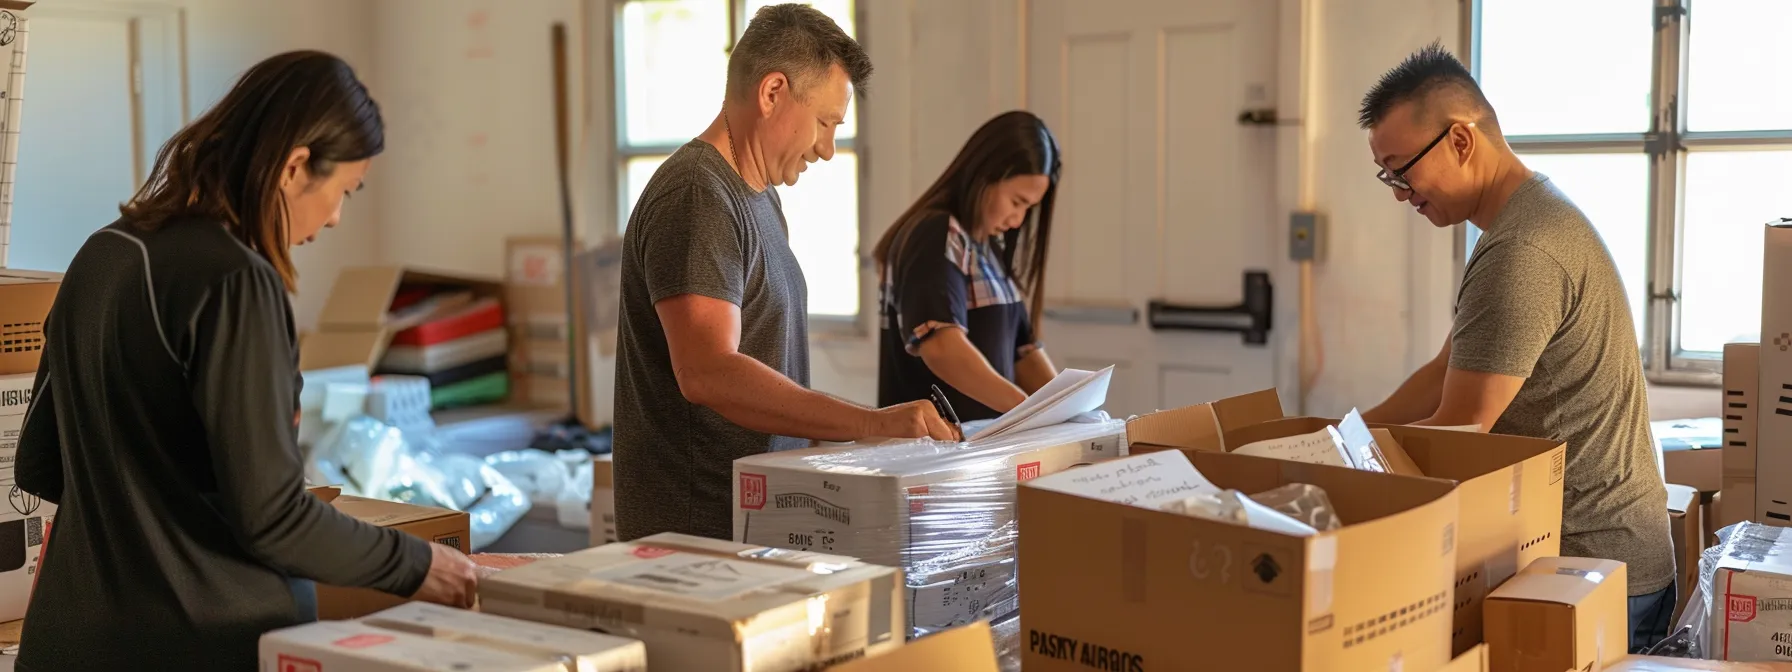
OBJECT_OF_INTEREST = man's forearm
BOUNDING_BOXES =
[1362,362,1446,425]
[683,353,875,441]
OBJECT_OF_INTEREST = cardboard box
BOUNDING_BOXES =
[299,266,505,372]
[479,532,905,671]
[1668,484,1705,623]
[316,495,471,620]
[1760,220,1792,524]
[0,373,52,622]
[1665,446,1725,495]
[1708,523,1792,662]
[590,453,616,546]
[830,621,998,672]
[1724,343,1759,485]
[0,270,59,375]
[1441,643,1490,672]
[733,419,1127,635]
[1720,479,1755,533]
[1607,654,1792,670]
[1484,556,1629,672]
[1129,392,1567,655]
[261,602,646,672]
[1019,449,1461,672]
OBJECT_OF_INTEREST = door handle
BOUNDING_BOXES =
[1147,270,1273,345]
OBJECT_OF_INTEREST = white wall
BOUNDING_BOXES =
[175,0,383,330]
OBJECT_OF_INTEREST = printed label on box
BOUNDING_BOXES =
[1731,594,1759,622]
[587,552,805,603]
[277,654,323,672]
[332,634,395,649]
[740,473,767,510]
[1017,462,1042,482]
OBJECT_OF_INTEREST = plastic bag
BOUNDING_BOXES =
[1159,483,1342,537]
[485,449,573,506]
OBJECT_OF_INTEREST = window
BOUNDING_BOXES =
[615,0,862,319]
[1470,0,1792,383]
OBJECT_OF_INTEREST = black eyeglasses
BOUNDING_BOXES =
[1376,127,1453,191]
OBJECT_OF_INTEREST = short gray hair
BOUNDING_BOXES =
[726,3,871,102]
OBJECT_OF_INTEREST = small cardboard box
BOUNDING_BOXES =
[1665,446,1725,494]
[299,266,505,372]
[830,621,997,672]
[1667,484,1705,622]
[1441,643,1490,672]
[1708,523,1792,662]
[479,532,905,671]
[260,602,647,671]
[1019,449,1460,672]
[1484,556,1629,672]
[316,495,471,620]
[0,270,59,375]
[0,373,53,622]
[1723,344,1759,485]
[1129,391,1566,655]
[590,453,617,546]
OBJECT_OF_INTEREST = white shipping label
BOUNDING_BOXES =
[584,551,807,603]
[908,562,1016,629]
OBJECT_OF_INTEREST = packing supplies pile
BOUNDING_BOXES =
[260,602,646,671]
[731,416,1127,641]
[1018,448,1461,671]
[377,290,511,409]
[478,532,904,671]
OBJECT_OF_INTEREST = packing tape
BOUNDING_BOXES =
[1509,462,1523,515]
[1122,517,1147,603]
[1306,535,1336,616]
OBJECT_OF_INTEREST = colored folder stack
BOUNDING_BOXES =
[377,293,511,409]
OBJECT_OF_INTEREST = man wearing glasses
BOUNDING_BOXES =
[1357,43,1674,652]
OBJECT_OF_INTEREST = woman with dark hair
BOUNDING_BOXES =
[875,111,1062,421]
[12,51,476,671]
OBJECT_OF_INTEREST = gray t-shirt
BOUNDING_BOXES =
[613,140,811,542]
[1453,174,1673,596]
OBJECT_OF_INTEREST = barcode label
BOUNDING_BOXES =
[25,515,39,546]
[434,536,462,549]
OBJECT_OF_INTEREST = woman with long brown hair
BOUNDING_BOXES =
[875,111,1062,421]
[12,51,476,671]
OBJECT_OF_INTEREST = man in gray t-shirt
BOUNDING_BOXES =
[1357,44,1675,652]
[613,5,953,543]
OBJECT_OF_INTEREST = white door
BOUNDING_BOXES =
[1030,0,1280,417]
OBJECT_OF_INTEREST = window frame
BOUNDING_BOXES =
[611,0,870,333]
[1464,0,1792,386]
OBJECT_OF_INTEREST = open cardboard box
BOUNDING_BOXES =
[1126,389,1566,655]
[1019,449,1460,672]
[299,266,505,372]
[316,495,471,620]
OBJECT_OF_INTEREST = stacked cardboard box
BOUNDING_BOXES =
[731,419,1128,638]
[0,270,59,622]
[1483,556,1629,672]
[300,266,511,409]
[1723,343,1759,533]
[1125,390,1565,655]
[1759,220,1792,526]
[260,602,646,671]
[479,532,905,671]
[504,236,577,410]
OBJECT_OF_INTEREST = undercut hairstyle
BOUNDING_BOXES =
[726,3,872,103]
[1358,41,1499,134]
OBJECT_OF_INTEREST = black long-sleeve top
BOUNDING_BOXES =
[13,218,431,671]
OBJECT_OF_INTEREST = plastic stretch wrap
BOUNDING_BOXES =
[733,415,1129,638]
[1649,521,1792,661]
[311,415,531,551]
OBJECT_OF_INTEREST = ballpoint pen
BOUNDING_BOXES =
[929,384,965,442]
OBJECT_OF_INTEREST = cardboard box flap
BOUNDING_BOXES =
[1126,388,1284,452]
[831,621,998,672]
[298,329,389,371]
[333,495,462,527]
[1226,418,1564,483]
[1186,450,1458,523]
[1666,484,1697,515]
[1490,557,1625,605]
[1369,428,1424,477]
[0,269,59,284]
[318,266,408,329]
[306,485,341,503]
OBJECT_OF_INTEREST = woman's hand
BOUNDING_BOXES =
[410,542,479,608]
